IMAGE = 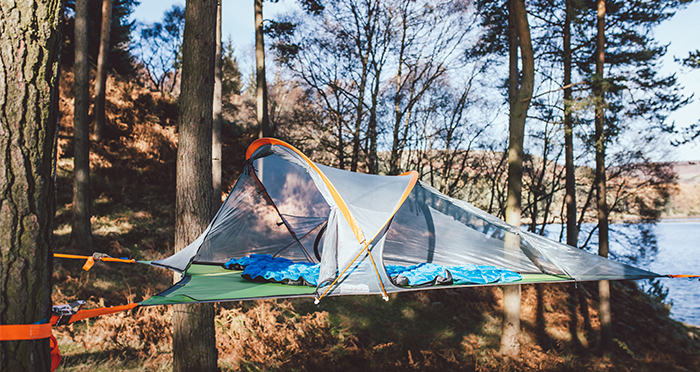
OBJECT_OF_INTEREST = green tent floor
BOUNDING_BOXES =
[140,264,571,306]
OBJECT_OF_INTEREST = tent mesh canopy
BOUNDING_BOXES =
[145,138,658,305]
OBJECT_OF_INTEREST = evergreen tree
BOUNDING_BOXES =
[573,0,691,152]
[62,0,137,75]
[677,50,700,143]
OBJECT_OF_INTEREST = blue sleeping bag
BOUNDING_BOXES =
[224,254,321,286]
[386,263,522,286]
[224,255,521,288]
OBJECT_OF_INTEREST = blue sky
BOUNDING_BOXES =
[131,1,700,161]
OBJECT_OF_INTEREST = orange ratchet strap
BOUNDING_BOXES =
[51,303,139,324]
[0,323,53,341]
[0,302,139,341]
[54,252,136,271]
[0,302,138,372]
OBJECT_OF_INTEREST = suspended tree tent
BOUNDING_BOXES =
[4,138,694,372]
[141,138,658,306]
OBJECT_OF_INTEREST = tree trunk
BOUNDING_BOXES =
[350,58,368,173]
[563,0,582,347]
[367,64,382,174]
[255,0,270,138]
[389,22,407,176]
[172,0,219,371]
[213,0,223,212]
[71,0,93,252]
[594,0,612,357]
[337,117,345,170]
[502,0,521,357]
[93,0,112,142]
[563,0,577,250]
[0,1,63,370]
[502,0,534,358]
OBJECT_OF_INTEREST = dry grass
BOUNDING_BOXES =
[52,283,700,372]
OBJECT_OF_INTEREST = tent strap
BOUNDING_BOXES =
[0,302,139,371]
[54,252,137,271]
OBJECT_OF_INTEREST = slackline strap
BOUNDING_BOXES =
[54,252,136,271]
[52,303,139,324]
[0,328,62,371]
[0,323,53,341]
[0,303,137,371]
[0,303,139,341]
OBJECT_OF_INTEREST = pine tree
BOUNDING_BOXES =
[62,0,137,75]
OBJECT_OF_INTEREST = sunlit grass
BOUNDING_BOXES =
[55,223,72,237]
[91,215,135,236]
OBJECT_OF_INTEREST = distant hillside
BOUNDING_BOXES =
[672,160,700,184]
[665,161,700,217]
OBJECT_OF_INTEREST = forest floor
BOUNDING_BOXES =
[50,71,700,371]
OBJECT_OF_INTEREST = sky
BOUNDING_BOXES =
[131,1,700,161]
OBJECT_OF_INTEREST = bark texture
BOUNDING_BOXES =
[0,1,63,370]
[172,0,219,371]
[501,0,534,357]
[92,0,112,142]
[71,0,93,251]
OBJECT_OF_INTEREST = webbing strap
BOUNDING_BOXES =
[0,303,139,342]
[56,303,138,324]
[50,334,61,371]
[0,323,53,341]
[54,253,136,271]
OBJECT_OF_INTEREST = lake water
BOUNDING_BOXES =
[644,220,700,327]
[540,220,700,327]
